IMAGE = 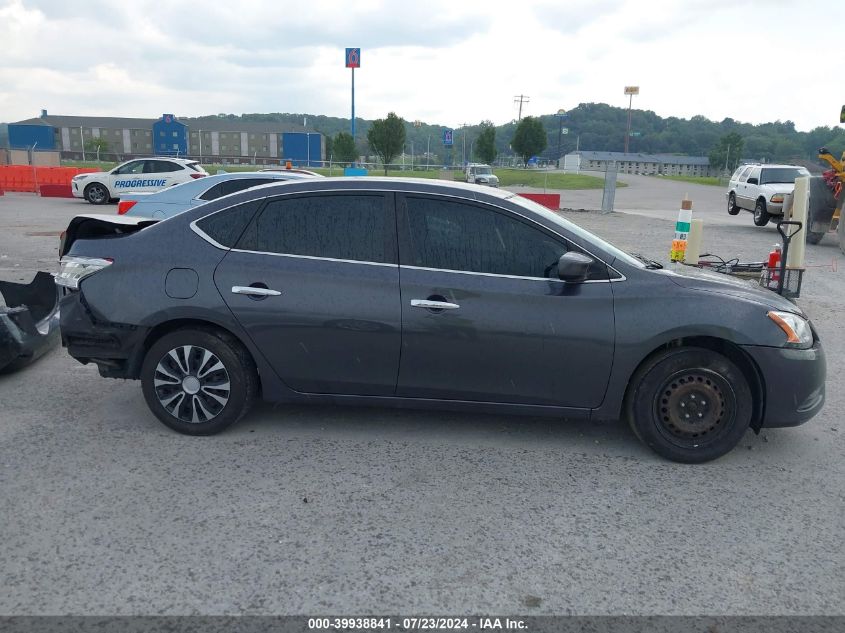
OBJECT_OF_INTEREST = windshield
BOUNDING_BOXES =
[475,167,492,175]
[760,167,807,184]
[507,194,645,268]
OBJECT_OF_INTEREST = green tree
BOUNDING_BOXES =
[367,112,406,175]
[323,133,333,159]
[511,116,547,166]
[84,137,109,159]
[333,132,357,164]
[475,121,497,164]
[708,132,744,172]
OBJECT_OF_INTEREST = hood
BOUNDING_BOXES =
[758,182,795,194]
[657,264,803,314]
[72,171,108,180]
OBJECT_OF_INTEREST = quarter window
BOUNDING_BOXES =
[195,201,262,248]
[403,196,568,279]
[237,194,390,263]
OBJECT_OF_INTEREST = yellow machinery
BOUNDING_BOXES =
[813,147,845,252]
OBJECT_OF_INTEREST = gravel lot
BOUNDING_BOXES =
[0,184,843,616]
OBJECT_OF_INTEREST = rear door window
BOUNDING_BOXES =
[237,193,393,264]
[738,167,752,182]
[151,160,182,173]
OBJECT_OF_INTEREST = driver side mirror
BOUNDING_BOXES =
[747,177,758,185]
[557,252,594,282]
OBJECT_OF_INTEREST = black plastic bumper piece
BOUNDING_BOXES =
[741,341,826,428]
[0,272,61,373]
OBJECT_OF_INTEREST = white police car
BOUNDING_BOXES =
[71,157,208,205]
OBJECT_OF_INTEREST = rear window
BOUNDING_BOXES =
[187,162,205,172]
[195,200,262,248]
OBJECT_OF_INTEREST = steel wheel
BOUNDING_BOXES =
[627,347,752,463]
[153,345,231,424]
[653,368,735,450]
[85,183,108,205]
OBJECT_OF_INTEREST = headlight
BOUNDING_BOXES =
[768,311,813,347]
[770,194,785,203]
[55,256,113,289]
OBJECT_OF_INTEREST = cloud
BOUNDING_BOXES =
[0,0,835,131]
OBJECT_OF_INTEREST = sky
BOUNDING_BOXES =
[0,0,837,131]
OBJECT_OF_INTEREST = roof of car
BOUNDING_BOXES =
[224,176,516,201]
[738,163,809,170]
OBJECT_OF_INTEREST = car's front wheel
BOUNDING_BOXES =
[753,200,770,226]
[627,347,752,463]
[727,192,740,215]
[141,328,258,435]
[83,182,110,205]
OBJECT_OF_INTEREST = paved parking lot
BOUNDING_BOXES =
[1,186,843,615]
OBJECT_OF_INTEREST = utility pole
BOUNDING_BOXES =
[460,123,469,165]
[513,95,530,121]
[623,86,639,153]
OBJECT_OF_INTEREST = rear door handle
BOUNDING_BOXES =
[232,285,282,297]
[411,299,460,310]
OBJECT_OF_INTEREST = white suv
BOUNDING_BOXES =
[726,164,809,226]
[72,157,208,205]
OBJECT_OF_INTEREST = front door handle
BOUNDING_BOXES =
[232,285,282,297]
[411,299,460,310]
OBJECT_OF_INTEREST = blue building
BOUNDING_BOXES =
[152,114,188,157]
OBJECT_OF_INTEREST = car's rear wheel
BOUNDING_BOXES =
[84,182,109,205]
[753,200,770,226]
[727,192,740,215]
[141,328,258,435]
[627,347,752,463]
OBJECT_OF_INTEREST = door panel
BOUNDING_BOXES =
[396,194,615,408]
[214,192,400,396]
[398,268,615,406]
[215,253,400,395]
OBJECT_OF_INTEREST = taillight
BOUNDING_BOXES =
[55,257,113,289]
[117,200,138,215]
[190,173,206,179]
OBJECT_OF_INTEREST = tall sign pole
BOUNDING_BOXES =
[555,109,568,164]
[346,49,361,141]
[623,86,639,153]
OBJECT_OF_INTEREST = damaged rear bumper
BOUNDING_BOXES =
[0,272,61,373]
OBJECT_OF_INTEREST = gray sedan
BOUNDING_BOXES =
[56,178,825,463]
[117,170,317,218]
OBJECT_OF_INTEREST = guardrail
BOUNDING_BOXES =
[0,166,99,193]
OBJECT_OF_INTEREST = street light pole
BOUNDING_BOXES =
[623,86,639,153]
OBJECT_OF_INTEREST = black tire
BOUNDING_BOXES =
[727,192,740,215]
[806,231,825,245]
[627,347,752,463]
[753,199,770,226]
[141,328,258,435]
[84,182,110,205]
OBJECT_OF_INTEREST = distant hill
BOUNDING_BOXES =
[208,104,845,166]
[0,123,8,149]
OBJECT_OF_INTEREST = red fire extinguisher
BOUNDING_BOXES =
[767,244,782,289]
